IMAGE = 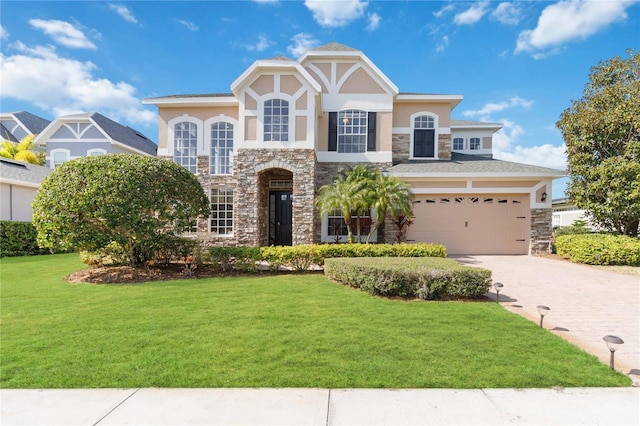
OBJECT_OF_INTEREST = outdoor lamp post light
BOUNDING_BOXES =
[537,305,550,328]
[493,282,504,303]
[602,335,624,370]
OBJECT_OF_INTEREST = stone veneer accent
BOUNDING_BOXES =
[530,208,553,254]
[438,134,452,160]
[392,134,410,164]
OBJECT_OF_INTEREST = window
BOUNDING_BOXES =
[264,99,289,142]
[453,137,464,150]
[87,149,106,156]
[414,115,435,129]
[174,122,198,173]
[210,188,233,235]
[327,209,372,240]
[210,122,233,175]
[470,137,481,150]
[328,110,376,152]
[52,151,68,168]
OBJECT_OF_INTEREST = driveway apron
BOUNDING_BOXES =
[454,255,639,384]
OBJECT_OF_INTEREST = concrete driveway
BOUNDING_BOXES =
[454,255,639,384]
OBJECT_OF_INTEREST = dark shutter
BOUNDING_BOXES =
[328,112,337,151]
[367,112,376,151]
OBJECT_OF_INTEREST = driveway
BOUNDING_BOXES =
[454,255,639,384]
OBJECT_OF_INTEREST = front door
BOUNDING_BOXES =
[269,191,292,246]
[414,129,435,158]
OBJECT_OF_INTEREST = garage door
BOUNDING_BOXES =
[407,194,529,255]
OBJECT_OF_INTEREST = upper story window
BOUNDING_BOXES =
[210,122,233,175]
[264,99,289,142]
[470,137,481,150]
[87,148,107,156]
[413,114,436,158]
[328,110,376,153]
[52,150,69,168]
[453,138,464,150]
[174,121,197,173]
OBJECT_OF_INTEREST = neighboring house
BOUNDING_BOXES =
[143,42,564,255]
[34,112,157,168]
[0,158,51,221]
[0,111,51,143]
[552,198,591,228]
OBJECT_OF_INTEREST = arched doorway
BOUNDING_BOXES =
[258,168,293,246]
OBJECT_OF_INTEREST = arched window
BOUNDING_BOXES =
[210,122,233,175]
[174,121,197,173]
[264,99,289,142]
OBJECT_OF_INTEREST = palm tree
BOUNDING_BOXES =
[339,165,377,241]
[0,135,45,165]
[316,179,359,242]
[367,173,414,242]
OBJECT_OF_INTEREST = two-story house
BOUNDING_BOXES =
[143,42,564,255]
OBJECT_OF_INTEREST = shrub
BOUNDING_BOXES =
[0,221,49,257]
[555,234,640,266]
[324,257,491,300]
[209,247,261,273]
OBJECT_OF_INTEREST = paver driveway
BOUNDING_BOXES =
[454,255,639,384]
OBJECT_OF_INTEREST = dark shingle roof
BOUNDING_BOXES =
[89,113,157,155]
[389,153,565,176]
[0,158,52,185]
[13,111,51,134]
[0,123,18,142]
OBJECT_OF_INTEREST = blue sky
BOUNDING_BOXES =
[1,0,638,197]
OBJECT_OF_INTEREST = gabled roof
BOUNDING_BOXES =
[0,158,51,187]
[0,123,18,142]
[389,153,566,178]
[35,112,157,156]
[13,111,51,134]
[143,93,238,107]
[230,58,322,97]
[314,42,359,52]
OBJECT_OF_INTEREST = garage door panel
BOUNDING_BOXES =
[408,194,529,255]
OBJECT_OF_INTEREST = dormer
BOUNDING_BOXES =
[451,120,502,158]
[231,58,321,150]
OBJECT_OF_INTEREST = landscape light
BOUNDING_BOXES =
[493,282,504,303]
[602,335,624,370]
[537,305,550,328]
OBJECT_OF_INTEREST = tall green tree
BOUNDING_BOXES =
[0,135,45,165]
[556,49,640,237]
[367,172,414,242]
[33,154,210,266]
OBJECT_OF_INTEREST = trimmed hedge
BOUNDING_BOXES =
[0,221,49,257]
[324,257,492,300]
[555,234,640,266]
[208,243,447,272]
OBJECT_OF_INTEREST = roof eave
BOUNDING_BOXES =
[389,172,567,179]
[142,96,239,107]
[395,94,464,109]
[230,60,321,97]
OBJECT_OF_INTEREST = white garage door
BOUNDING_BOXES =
[407,194,530,255]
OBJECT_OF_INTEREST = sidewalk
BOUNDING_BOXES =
[2,387,639,425]
[456,255,640,384]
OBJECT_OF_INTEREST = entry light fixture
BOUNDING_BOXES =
[602,335,624,370]
[493,282,504,303]
[537,305,550,328]
[541,192,548,202]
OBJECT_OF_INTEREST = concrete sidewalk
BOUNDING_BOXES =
[2,387,639,425]
[456,255,640,383]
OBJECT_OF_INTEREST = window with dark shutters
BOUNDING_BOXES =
[367,112,376,151]
[328,112,337,151]
[329,111,377,152]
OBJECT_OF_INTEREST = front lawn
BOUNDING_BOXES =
[0,254,629,388]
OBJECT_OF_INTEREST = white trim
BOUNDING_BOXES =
[49,149,70,168]
[322,94,393,112]
[204,116,238,175]
[392,172,566,178]
[142,96,238,107]
[111,140,155,156]
[0,178,41,189]
[316,151,393,163]
[167,115,202,173]
[411,187,538,195]
[395,93,463,109]
[231,59,321,96]
[320,210,378,243]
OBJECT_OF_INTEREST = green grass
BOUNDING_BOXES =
[0,254,630,388]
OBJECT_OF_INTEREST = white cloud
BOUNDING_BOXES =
[108,4,138,24]
[436,35,449,53]
[176,19,199,31]
[516,0,636,56]
[433,3,455,18]
[454,1,489,25]
[366,13,380,31]
[244,34,274,52]
[491,2,522,25]
[492,119,566,170]
[0,42,155,125]
[304,0,368,27]
[0,25,8,40]
[29,19,96,50]
[463,97,533,119]
[287,33,320,57]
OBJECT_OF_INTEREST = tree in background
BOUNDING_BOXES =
[33,154,210,266]
[0,135,45,165]
[557,49,639,237]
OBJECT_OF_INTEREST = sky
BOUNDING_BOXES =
[1,0,638,198]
